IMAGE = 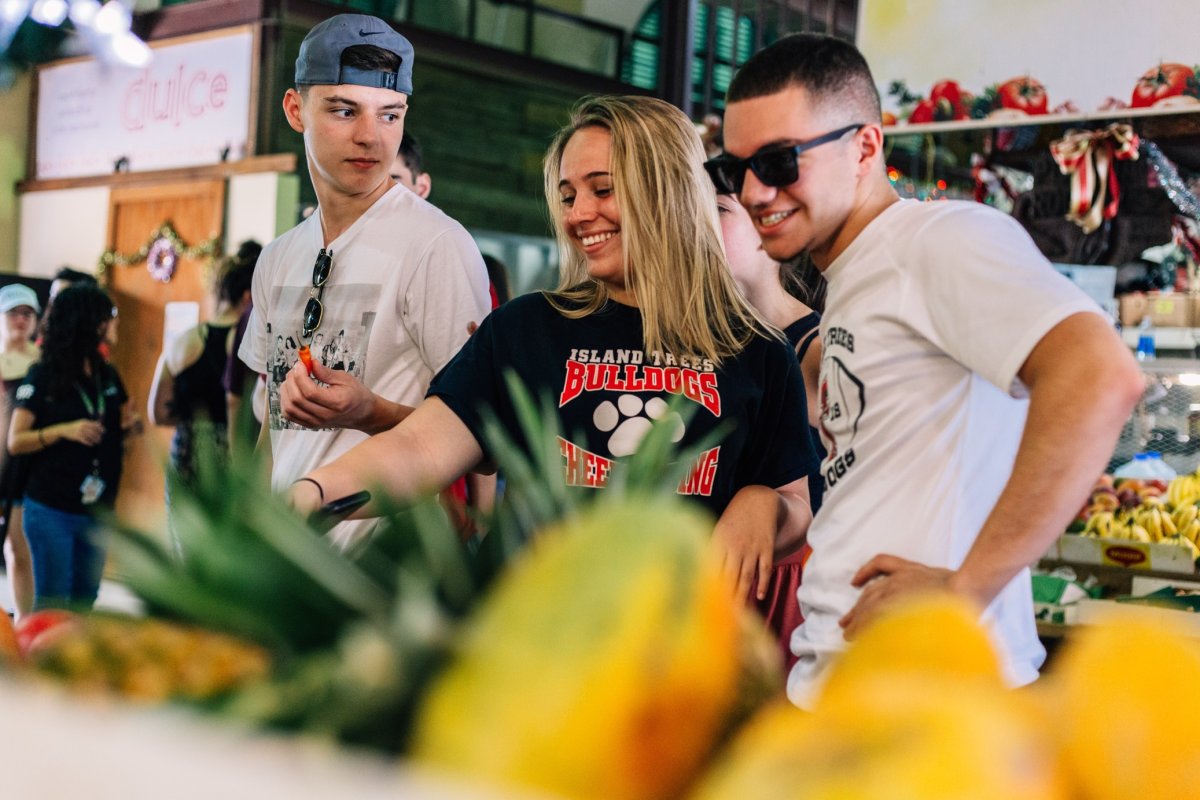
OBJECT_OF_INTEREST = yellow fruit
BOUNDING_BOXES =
[815,593,1005,710]
[1049,613,1200,800]
[413,497,742,800]
[691,677,1065,800]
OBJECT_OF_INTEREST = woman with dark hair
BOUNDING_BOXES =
[149,257,256,481]
[7,284,142,610]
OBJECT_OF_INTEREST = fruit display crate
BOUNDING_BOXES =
[1055,532,1197,574]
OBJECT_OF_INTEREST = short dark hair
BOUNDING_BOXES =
[297,44,401,91]
[341,44,401,75]
[398,131,423,176]
[53,266,96,286]
[728,34,881,122]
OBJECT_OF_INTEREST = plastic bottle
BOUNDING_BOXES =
[1145,451,1178,480]
[1136,317,1156,362]
[1113,453,1158,479]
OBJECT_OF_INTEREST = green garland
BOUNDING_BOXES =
[97,221,220,283]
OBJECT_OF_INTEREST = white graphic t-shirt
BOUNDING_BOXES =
[240,184,490,548]
[788,199,1103,707]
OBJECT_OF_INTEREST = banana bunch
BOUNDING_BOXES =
[1080,511,1149,542]
[1172,503,1200,544]
[1137,504,1177,542]
[1167,473,1200,509]
[1080,511,1116,539]
[1079,503,1200,561]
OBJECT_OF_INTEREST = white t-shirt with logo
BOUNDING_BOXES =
[240,184,490,548]
[788,199,1102,707]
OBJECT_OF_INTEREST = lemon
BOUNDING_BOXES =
[692,676,1065,800]
[1050,612,1200,800]
[815,592,1005,710]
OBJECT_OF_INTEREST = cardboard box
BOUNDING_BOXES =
[1147,292,1192,327]
[1119,293,1147,327]
[1058,533,1197,574]
[1074,596,1200,637]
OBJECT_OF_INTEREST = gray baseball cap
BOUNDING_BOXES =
[295,14,414,95]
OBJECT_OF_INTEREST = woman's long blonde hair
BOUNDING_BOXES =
[543,95,772,366]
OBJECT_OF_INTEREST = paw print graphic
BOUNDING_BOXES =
[593,394,685,457]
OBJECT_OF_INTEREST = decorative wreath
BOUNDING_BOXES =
[146,236,178,282]
[98,221,220,284]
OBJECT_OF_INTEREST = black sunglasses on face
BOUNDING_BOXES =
[302,248,333,339]
[704,124,865,195]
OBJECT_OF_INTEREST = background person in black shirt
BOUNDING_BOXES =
[8,285,143,610]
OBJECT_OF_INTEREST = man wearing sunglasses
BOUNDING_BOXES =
[720,34,1143,707]
[238,14,490,549]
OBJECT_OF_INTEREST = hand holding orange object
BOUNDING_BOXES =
[298,345,314,375]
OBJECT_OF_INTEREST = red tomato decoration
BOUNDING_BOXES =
[1130,63,1198,108]
[998,77,1049,115]
[907,98,937,124]
[15,610,78,659]
[929,80,968,119]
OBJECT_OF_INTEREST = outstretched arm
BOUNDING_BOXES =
[841,312,1143,637]
[290,397,484,518]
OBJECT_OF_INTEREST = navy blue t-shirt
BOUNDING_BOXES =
[429,293,819,518]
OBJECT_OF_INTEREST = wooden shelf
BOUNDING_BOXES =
[17,153,297,194]
[884,103,1200,137]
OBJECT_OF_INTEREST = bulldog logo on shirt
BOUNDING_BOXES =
[593,394,684,456]
[820,346,866,490]
[557,349,722,498]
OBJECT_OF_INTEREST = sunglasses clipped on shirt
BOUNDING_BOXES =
[302,248,333,339]
[704,123,865,196]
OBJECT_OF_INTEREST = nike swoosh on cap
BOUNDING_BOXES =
[359,29,382,35]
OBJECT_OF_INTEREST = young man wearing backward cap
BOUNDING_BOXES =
[238,14,490,549]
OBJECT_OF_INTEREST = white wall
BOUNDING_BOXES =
[858,0,1200,114]
[16,171,297,279]
[18,186,110,278]
[225,172,300,253]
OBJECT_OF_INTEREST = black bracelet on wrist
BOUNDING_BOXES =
[293,477,325,505]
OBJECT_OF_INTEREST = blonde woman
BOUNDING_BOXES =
[290,96,818,596]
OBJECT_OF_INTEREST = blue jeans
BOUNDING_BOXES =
[22,497,106,610]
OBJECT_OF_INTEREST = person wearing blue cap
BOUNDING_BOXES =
[237,14,490,550]
[0,282,41,620]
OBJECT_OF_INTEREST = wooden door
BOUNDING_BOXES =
[106,180,224,536]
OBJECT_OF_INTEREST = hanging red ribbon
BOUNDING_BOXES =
[1049,124,1140,234]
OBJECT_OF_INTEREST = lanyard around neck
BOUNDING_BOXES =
[76,377,105,419]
